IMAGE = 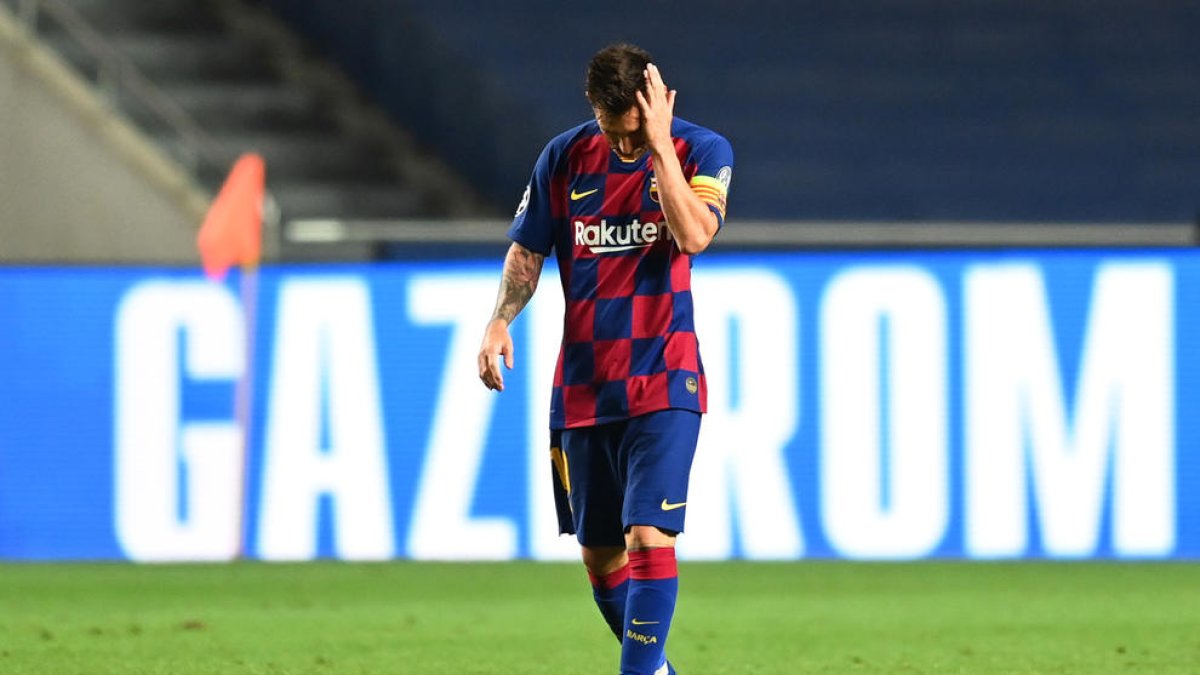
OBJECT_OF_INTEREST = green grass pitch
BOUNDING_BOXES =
[1,561,1198,673]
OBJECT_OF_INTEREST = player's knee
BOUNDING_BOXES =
[625,525,676,551]
[581,545,627,575]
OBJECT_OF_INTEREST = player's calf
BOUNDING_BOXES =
[621,546,678,674]
[586,552,631,640]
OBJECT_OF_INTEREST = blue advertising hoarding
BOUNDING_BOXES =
[0,249,1197,561]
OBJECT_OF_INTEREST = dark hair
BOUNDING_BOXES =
[585,43,653,117]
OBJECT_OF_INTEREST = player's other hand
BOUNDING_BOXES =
[478,318,514,391]
[636,63,676,156]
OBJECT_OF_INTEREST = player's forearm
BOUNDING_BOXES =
[490,242,545,324]
[651,148,719,255]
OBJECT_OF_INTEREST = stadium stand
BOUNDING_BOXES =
[4,0,1197,260]
[1,1,208,262]
[259,0,1200,224]
[11,0,490,228]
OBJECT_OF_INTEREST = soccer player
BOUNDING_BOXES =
[477,43,732,675]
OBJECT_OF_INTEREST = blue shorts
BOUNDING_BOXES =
[549,409,701,547]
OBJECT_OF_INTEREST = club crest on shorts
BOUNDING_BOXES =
[685,376,698,394]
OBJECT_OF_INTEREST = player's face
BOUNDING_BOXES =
[594,106,647,158]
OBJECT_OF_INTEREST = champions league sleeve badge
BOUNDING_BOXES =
[515,184,531,217]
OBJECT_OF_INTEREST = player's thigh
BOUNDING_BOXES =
[620,409,701,535]
[561,422,627,547]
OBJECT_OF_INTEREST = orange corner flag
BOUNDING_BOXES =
[197,153,265,280]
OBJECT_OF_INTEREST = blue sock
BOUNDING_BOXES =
[621,548,678,675]
[588,563,630,641]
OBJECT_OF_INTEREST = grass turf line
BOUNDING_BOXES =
[0,561,1197,674]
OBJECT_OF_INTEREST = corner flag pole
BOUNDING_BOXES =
[196,153,266,560]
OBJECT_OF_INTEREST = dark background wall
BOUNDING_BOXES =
[262,0,1200,223]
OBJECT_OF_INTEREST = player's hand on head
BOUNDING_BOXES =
[636,63,677,155]
[478,319,514,391]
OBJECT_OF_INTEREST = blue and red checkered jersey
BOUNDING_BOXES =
[508,117,734,430]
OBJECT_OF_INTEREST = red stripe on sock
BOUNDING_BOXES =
[628,547,677,580]
[588,563,630,590]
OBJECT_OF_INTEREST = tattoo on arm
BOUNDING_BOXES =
[491,243,545,323]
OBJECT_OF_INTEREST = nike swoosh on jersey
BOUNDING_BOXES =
[570,188,599,200]
[660,499,687,511]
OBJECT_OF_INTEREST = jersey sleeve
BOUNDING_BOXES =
[686,133,734,228]
[506,139,562,256]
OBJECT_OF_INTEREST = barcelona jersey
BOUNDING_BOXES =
[508,118,734,430]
